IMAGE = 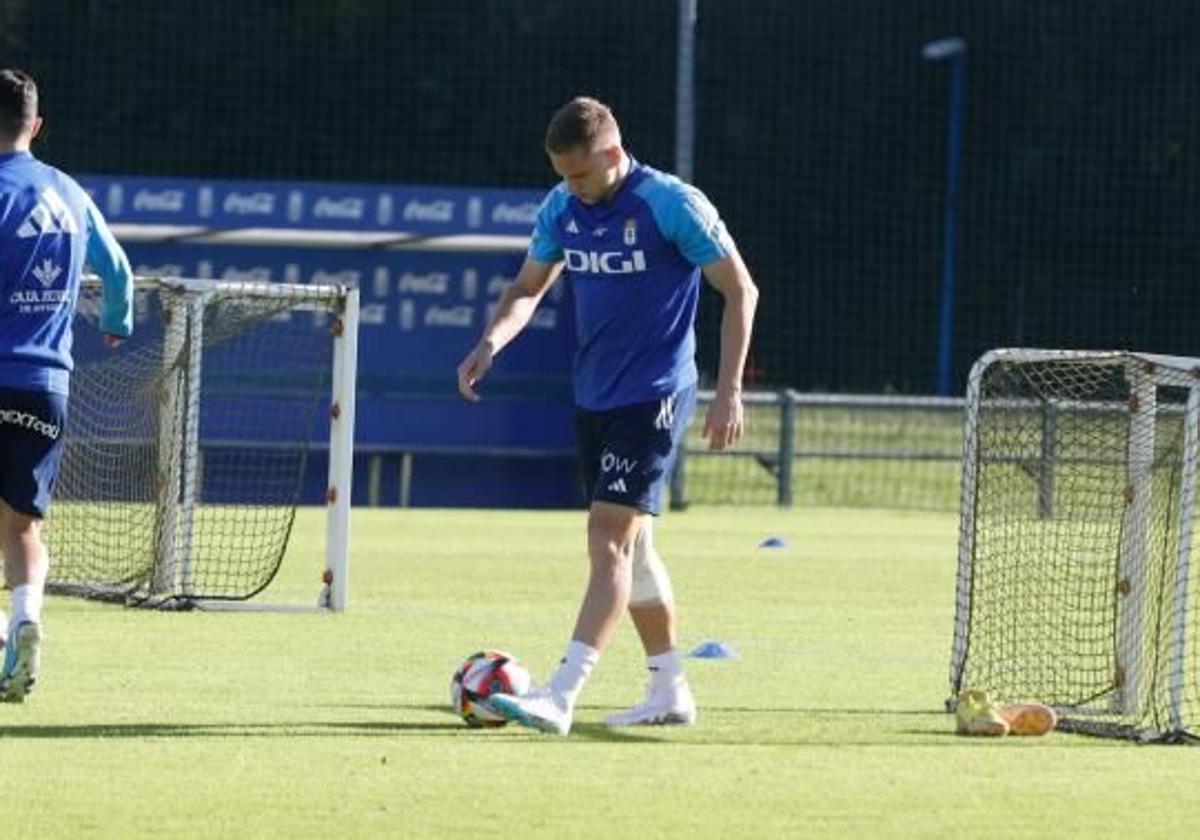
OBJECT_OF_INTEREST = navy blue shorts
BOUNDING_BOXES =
[576,384,696,516]
[0,387,68,518]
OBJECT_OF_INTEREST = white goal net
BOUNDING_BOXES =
[45,276,358,610]
[950,348,1200,741]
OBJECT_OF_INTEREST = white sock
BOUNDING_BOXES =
[0,609,7,643]
[647,649,685,692]
[11,583,44,629]
[547,640,599,707]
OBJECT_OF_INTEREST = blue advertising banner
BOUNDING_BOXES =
[117,243,577,449]
[76,174,581,507]
[77,174,545,238]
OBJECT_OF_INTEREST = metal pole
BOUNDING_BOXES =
[669,443,689,511]
[675,0,697,182]
[1168,385,1199,733]
[923,37,966,396]
[325,288,359,612]
[777,389,796,507]
[1116,362,1155,716]
[154,294,188,597]
[670,0,697,512]
[1038,400,1057,519]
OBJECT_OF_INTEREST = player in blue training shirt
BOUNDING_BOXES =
[0,69,133,701]
[457,96,758,735]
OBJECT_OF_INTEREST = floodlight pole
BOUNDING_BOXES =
[675,0,697,183]
[923,37,966,396]
[669,0,698,509]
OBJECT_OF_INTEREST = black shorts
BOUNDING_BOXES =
[575,384,696,516]
[0,387,68,518]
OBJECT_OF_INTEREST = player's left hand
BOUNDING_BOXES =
[703,390,744,450]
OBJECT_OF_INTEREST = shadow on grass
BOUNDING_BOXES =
[0,721,467,739]
[568,722,666,743]
[310,703,667,742]
[322,703,943,717]
[305,703,964,745]
[0,719,1103,747]
[314,703,458,714]
[0,719,669,744]
[686,706,941,716]
[0,705,1102,746]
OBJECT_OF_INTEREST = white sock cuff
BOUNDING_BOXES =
[10,583,44,627]
[565,640,600,667]
[548,640,600,704]
[647,649,684,681]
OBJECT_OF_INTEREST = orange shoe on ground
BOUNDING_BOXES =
[999,702,1057,736]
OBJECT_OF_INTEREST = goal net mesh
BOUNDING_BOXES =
[950,350,1200,742]
[45,277,346,607]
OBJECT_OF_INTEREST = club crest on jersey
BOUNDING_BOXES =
[623,218,637,246]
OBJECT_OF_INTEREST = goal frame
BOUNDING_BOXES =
[949,347,1200,736]
[71,275,359,612]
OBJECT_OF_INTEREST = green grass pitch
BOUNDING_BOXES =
[0,507,1194,838]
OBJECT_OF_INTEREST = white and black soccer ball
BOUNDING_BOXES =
[449,650,532,727]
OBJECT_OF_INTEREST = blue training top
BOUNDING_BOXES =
[0,151,133,395]
[529,158,732,411]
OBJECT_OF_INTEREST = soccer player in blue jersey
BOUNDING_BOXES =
[0,69,133,701]
[457,96,758,734]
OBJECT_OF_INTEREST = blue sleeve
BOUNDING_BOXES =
[638,179,733,267]
[528,186,568,264]
[84,195,134,337]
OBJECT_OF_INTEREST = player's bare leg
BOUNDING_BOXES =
[572,501,642,650]
[607,519,696,727]
[629,601,674,656]
[0,500,46,702]
[627,517,675,654]
[490,501,642,735]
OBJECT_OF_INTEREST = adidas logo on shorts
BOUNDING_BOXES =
[606,478,628,494]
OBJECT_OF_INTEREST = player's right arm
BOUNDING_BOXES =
[456,256,560,402]
[457,185,567,402]
[82,193,134,345]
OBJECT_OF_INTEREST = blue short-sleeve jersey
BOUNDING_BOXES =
[529,158,732,411]
[0,151,133,395]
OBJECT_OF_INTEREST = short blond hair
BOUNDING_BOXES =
[544,96,619,154]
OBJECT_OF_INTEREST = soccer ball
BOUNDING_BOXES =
[449,650,532,728]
